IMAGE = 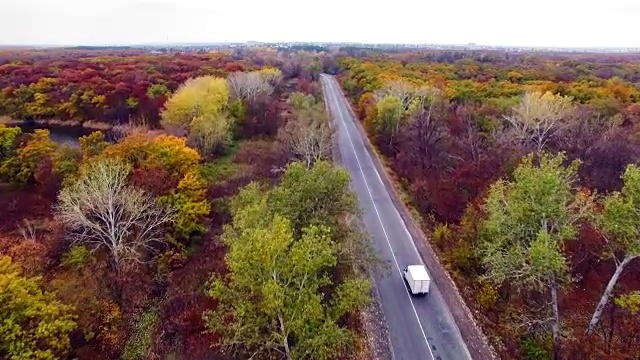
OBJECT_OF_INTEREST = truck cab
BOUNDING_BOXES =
[403,265,431,295]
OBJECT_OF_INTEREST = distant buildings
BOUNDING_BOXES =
[123,41,640,54]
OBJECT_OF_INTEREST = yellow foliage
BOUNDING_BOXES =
[177,169,208,200]
[0,256,76,360]
[160,76,229,129]
[79,131,108,159]
[102,133,200,177]
[0,129,56,185]
[160,169,211,240]
[476,281,499,309]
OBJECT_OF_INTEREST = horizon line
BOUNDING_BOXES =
[2,41,640,51]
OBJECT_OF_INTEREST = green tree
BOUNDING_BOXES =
[146,84,170,99]
[287,92,316,110]
[480,152,593,356]
[374,95,403,144]
[0,124,21,160]
[205,197,370,360]
[306,59,323,81]
[586,164,640,335]
[0,256,76,360]
[271,161,356,238]
[246,161,379,274]
[0,129,55,186]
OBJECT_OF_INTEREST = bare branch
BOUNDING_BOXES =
[56,158,175,271]
[279,106,334,169]
[504,91,574,153]
[227,71,274,106]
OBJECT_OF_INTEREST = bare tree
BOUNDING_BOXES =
[373,79,417,111]
[227,71,274,106]
[17,219,38,242]
[56,158,175,274]
[504,91,574,153]
[279,107,334,169]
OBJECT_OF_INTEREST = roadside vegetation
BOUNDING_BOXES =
[338,51,640,359]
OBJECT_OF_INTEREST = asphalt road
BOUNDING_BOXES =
[321,75,472,360]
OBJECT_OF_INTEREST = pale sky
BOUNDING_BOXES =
[1,0,640,48]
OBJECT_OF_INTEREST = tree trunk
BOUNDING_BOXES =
[110,256,124,306]
[277,312,291,360]
[585,255,636,336]
[550,277,560,360]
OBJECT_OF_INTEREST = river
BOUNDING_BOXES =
[18,124,110,147]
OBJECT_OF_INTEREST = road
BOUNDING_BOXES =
[321,75,472,360]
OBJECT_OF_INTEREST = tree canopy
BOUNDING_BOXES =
[0,256,76,360]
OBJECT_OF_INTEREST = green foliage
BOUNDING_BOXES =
[271,161,358,239]
[78,131,108,159]
[480,152,592,291]
[599,164,640,256]
[288,92,317,110]
[52,144,81,186]
[237,161,379,270]
[61,245,92,270]
[227,98,247,127]
[374,95,403,137]
[433,223,452,248]
[306,59,323,80]
[125,97,139,109]
[122,307,159,360]
[206,161,375,358]
[0,124,21,160]
[147,83,170,99]
[197,159,244,183]
[205,202,370,359]
[614,291,640,315]
[0,129,55,186]
[0,256,76,360]
[520,334,553,360]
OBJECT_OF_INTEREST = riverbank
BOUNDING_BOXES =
[0,116,121,146]
[0,116,113,131]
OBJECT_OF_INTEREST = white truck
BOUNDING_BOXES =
[403,265,431,295]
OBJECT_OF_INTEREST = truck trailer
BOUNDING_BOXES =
[403,265,431,295]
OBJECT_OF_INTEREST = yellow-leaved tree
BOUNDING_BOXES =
[160,76,229,129]
[0,256,76,360]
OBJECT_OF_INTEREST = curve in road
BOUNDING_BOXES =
[321,75,472,360]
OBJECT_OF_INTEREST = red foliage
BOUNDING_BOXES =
[0,50,262,126]
[155,236,229,359]
[130,165,180,197]
[0,186,53,232]
[232,140,288,180]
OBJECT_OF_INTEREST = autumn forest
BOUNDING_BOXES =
[2,46,640,360]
